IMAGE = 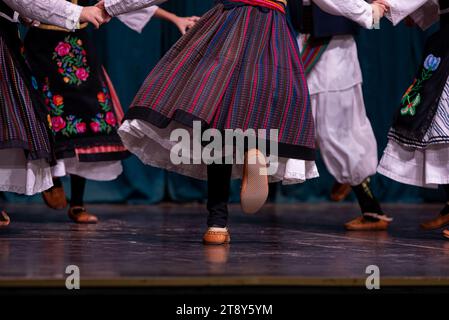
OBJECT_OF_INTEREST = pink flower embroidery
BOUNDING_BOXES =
[90,121,100,133]
[76,122,87,134]
[55,42,71,57]
[105,112,116,127]
[51,116,66,132]
[75,68,89,82]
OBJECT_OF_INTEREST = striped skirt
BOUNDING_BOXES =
[119,1,318,183]
[0,21,53,195]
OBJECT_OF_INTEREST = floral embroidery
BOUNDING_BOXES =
[400,54,441,116]
[42,78,86,137]
[52,36,90,86]
[90,83,118,134]
[424,54,441,71]
[41,78,117,137]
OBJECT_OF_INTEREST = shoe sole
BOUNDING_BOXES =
[203,236,231,246]
[241,149,269,214]
[344,224,389,231]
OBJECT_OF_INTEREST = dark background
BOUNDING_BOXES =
[5,0,443,204]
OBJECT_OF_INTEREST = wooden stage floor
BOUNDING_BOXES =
[1,203,449,290]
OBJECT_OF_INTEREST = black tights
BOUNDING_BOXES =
[207,163,233,228]
[352,178,384,221]
[53,175,86,207]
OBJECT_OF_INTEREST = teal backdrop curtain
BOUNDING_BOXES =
[4,1,444,204]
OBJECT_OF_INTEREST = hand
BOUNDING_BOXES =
[173,16,200,35]
[371,0,389,27]
[371,0,389,17]
[80,6,109,29]
[96,1,112,24]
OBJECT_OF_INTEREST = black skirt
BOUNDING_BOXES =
[390,22,449,145]
[24,27,129,162]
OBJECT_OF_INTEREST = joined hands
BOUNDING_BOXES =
[79,0,110,29]
[371,0,390,25]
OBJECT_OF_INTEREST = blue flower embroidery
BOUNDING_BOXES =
[424,54,441,71]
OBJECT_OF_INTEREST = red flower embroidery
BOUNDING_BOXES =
[55,42,71,57]
[97,92,106,103]
[90,121,100,133]
[105,112,117,127]
[52,95,64,106]
[76,122,87,134]
[51,116,66,132]
[75,68,89,81]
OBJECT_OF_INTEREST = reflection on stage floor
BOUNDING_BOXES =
[0,203,448,288]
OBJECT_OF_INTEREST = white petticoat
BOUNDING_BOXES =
[378,140,449,189]
[52,158,123,181]
[118,119,319,185]
[0,149,53,196]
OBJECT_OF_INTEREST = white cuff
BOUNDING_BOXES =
[65,4,83,30]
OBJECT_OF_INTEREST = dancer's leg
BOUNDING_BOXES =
[67,175,98,224]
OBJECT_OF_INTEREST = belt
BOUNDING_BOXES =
[36,22,88,32]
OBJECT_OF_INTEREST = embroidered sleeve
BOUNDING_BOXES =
[312,0,374,29]
[105,0,166,17]
[386,0,439,30]
[3,0,82,30]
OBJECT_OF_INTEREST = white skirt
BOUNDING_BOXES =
[118,119,319,185]
[378,140,449,188]
[0,149,53,196]
[52,158,123,181]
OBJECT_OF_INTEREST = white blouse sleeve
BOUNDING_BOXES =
[117,5,158,33]
[3,0,83,30]
[386,0,439,29]
[105,0,166,17]
[311,0,374,29]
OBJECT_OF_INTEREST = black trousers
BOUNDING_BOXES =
[207,163,233,228]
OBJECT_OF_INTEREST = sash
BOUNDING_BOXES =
[221,0,287,14]
[300,35,330,75]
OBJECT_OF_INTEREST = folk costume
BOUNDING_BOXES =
[290,0,392,231]
[0,0,84,226]
[105,0,319,244]
[378,0,449,236]
[23,0,131,223]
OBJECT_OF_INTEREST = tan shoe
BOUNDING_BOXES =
[203,227,230,245]
[444,229,449,239]
[330,182,352,202]
[420,214,449,230]
[345,214,392,231]
[0,211,10,227]
[240,149,269,214]
[42,186,68,210]
[68,207,98,224]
